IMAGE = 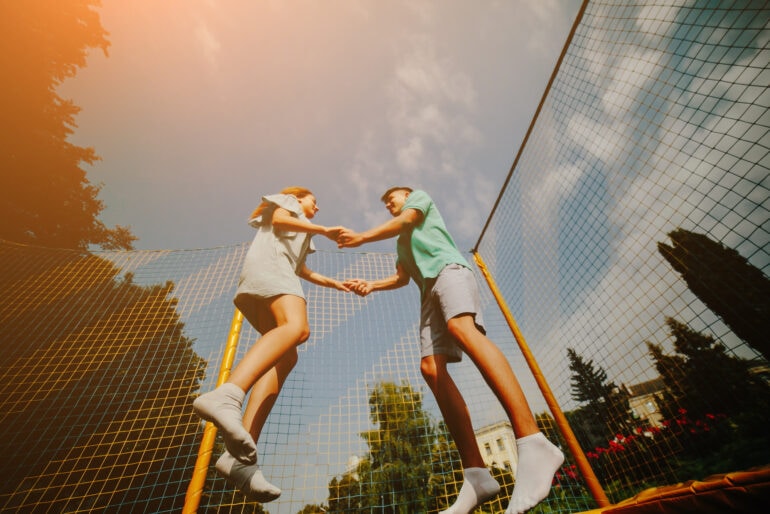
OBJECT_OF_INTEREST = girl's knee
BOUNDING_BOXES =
[296,325,311,344]
[279,321,310,344]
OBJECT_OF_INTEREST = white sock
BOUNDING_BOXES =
[215,451,281,503]
[440,467,501,514]
[506,433,564,514]
[193,383,257,464]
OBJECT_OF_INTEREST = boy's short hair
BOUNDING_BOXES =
[380,186,413,203]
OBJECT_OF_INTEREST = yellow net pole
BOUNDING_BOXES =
[473,252,610,507]
[183,308,246,514]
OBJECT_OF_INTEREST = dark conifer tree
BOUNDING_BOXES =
[0,0,135,250]
[566,348,631,438]
[658,228,770,361]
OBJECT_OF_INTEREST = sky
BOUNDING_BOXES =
[60,0,584,252]
[47,4,770,509]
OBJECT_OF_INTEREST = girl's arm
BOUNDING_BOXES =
[298,264,350,292]
[272,207,344,241]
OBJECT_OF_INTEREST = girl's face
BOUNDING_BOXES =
[297,194,319,219]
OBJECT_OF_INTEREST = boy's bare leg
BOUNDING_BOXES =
[447,315,564,514]
[447,315,538,436]
[422,355,500,514]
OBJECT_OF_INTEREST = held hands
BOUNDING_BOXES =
[326,225,370,294]
[332,280,351,293]
[330,277,371,296]
[343,278,373,297]
[321,226,361,247]
[323,226,348,241]
[336,228,364,248]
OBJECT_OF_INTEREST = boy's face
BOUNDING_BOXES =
[384,190,410,217]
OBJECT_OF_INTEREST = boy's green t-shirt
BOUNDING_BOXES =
[396,190,469,294]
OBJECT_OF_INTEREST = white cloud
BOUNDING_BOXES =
[602,50,664,117]
[512,0,769,389]
[397,136,424,171]
[567,113,628,165]
[636,2,687,37]
[528,163,584,222]
[62,0,582,250]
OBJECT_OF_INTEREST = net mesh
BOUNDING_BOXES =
[476,0,770,506]
[0,0,768,513]
[0,242,530,513]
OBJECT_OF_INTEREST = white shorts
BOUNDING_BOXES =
[420,263,486,363]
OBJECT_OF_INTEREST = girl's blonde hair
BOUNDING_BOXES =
[250,186,313,220]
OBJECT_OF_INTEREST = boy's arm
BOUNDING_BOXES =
[345,264,410,296]
[337,208,422,248]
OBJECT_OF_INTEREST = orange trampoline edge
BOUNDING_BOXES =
[577,465,770,513]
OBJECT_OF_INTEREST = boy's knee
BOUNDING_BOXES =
[446,316,470,340]
[421,357,449,389]
[420,358,437,382]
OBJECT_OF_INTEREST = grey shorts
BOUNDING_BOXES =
[420,263,486,363]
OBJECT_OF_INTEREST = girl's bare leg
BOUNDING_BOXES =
[193,295,308,464]
[228,295,309,391]
[243,348,298,443]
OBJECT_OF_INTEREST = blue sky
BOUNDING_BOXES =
[59,0,583,253]
[63,4,769,509]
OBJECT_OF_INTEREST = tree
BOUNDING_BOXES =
[0,0,136,250]
[658,228,770,361]
[327,381,449,513]
[0,242,205,511]
[325,381,512,513]
[566,347,631,439]
[646,317,770,433]
[296,505,326,514]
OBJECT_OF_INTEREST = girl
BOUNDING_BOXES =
[194,186,348,502]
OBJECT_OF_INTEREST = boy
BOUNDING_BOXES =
[338,187,564,514]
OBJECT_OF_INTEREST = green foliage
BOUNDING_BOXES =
[566,347,632,443]
[0,242,205,511]
[647,317,770,425]
[561,318,770,504]
[669,432,770,484]
[566,347,614,405]
[329,381,437,513]
[658,228,770,361]
[0,0,136,250]
[326,381,510,513]
[296,504,326,514]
